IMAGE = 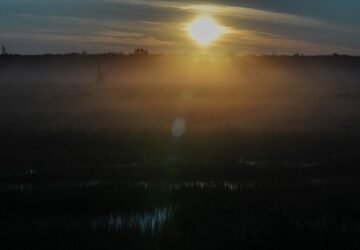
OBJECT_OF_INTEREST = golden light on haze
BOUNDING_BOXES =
[187,16,224,46]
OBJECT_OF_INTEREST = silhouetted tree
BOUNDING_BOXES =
[1,45,7,55]
[134,48,149,56]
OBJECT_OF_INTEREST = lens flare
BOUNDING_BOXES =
[171,117,186,137]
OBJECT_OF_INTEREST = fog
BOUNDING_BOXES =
[0,55,359,133]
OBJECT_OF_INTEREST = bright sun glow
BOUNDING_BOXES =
[188,16,223,46]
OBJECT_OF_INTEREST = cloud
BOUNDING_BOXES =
[1,0,360,54]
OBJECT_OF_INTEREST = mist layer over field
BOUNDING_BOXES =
[1,55,359,133]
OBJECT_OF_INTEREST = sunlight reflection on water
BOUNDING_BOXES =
[170,180,260,191]
[92,206,176,234]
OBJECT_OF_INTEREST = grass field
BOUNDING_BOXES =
[1,55,360,249]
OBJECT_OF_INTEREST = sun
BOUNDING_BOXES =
[188,16,224,46]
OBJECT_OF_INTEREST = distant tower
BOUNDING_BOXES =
[97,64,104,84]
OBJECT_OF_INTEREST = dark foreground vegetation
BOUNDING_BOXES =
[1,55,360,249]
[1,129,360,250]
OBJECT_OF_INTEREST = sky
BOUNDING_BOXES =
[1,0,360,55]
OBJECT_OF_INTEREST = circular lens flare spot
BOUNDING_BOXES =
[171,117,186,137]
